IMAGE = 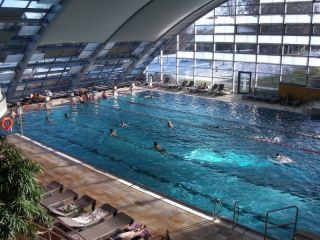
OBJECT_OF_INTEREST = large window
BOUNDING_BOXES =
[237,25,258,34]
[286,25,311,35]
[287,3,313,14]
[283,45,308,56]
[197,43,213,52]
[147,0,320,91]
[237,44,257,54]
[282,65,307,85]
[216,43,234,53]
[260,25,283,35]
[259,45,282,55]
[261,3,285,14]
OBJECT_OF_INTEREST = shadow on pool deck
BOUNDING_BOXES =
[8,134,266,240]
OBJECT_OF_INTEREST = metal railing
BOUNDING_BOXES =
[212,198,223,220]
[264,206,299,240]
[233,200,240,225]
[212,198,299,240]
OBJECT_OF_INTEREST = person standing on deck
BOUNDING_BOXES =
[113,85,118,97]
[148,74,153,87]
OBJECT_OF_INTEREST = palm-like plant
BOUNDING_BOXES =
[0,137,49,239]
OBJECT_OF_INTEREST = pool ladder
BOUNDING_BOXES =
[212,198,223,220]
[264,205,299,240]
[212,198,240,225]
[212,199,299,240]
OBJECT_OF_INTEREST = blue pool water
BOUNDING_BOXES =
[15,90,320,238]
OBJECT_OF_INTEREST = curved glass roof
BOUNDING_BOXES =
[0,0,223,100]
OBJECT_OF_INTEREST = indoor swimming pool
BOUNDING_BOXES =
[14,90,320,238]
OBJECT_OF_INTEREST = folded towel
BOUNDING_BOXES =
[73,208,106,225]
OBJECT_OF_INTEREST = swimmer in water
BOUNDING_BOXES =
[275,153,294,163]
[64,113,70,118]
[110,128,117,137]
[273,137,281,143]
[252,135,280,144]
[120,121,128,128]
[144,95,154,99]
[167,120,174,129]
[154,142,166,152]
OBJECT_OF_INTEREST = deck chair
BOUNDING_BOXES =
[41,188,78,208]
[69,212,134,240]
[183,81,194,91]
[45,181,63,195]
[189,86,198,93]
[48,195,96,217]
[215,84,225,95]
[208,84,219,94]
[160,78,170,87]
[55,203,117,229]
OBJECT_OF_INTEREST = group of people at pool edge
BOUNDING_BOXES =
[77,83,136,103]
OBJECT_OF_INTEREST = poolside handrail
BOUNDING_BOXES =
[233,200,240,226]
[263,205,299,240]
[212,198,223,220]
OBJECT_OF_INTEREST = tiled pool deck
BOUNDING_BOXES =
[8,134,268,240]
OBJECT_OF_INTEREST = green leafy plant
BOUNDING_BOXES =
[0,137,49,239]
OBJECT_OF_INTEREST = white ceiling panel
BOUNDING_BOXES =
[39,0,221,44]
[39,0,150,45]
[110,0,214,42]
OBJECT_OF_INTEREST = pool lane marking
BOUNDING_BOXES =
[14,133,214,221]
[116,95,320,141]
[88,101,320,155]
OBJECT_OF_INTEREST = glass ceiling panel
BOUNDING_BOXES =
[2,0,29,8]
[18,25,41,35]
[28,1,52,9]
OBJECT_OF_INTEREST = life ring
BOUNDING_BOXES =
[1,116,14,131]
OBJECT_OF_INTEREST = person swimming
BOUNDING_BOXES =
[252,135,281,144]
[64,112,71,118]
[273,137,281,143]
[45,116,52,122]
[144,95,154,99]
[167,120,174,128]
[154,142,166,152]
[120,121,128,128]
[110,128,117,137]
[275,153,294,163]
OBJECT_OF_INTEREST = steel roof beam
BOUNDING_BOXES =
[69,0,156,90]
[6,2,66,100]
